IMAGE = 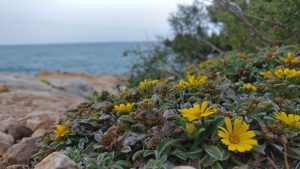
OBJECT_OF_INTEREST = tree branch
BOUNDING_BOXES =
[214,0,282,45]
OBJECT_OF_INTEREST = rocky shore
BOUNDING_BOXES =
[0,71,120,169]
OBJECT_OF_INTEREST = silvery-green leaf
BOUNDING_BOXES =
[123,132,139,146]
[94,130,103,142]
[203,145,229,161]
[121,146,132,153]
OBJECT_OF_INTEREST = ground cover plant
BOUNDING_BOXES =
[33,45,300,168]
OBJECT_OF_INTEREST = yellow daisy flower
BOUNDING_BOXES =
[177,101,217,122]
[218,118,257,153]
[175,80,190,89]
[274,111,300,128]
[274,68,300,78]
[259,67,300,79]
[138,79,159,90]
[142,98,152,103]
[259,70,273,78]
[243,83,257,92]
[199,58,214,68]
[114,103,134,113]
[185,123,196,135]
[175,75,207,89]
[54,125,67,139]
[187,75,207,87]
[280,52,300,64]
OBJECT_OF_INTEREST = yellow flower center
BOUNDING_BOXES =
[229,134,240,144]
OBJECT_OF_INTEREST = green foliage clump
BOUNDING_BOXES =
[210,0,300,50]
[128,0,300,85]
[33,45,300,168]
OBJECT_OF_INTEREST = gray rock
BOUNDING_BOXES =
[0,75,52,91]
[24,111,60,131]
[0,141,11,156]
[3,138,40,166]
[0,161,4,169]
[5,124,32,141]
[34,152,79,169]
[5,165,29,169]
[0,118,18,133]
[49,79,94,98]
[0,132,14,156]
[31,129,48,138]
[0,132,14,145]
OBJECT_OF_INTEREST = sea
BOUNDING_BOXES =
[0,42,153,75]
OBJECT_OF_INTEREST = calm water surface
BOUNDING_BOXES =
[0,42,153,75]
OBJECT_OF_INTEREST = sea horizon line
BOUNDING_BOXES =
[0,40,157,47]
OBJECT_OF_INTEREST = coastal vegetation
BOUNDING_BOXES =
[32,0,300,168]
[34,46,300,168]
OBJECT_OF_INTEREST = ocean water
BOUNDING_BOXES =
[0,42,153,75]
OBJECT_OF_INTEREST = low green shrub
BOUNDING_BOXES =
[33,45,300,168]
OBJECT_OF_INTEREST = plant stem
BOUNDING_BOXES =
[281,135,290,169]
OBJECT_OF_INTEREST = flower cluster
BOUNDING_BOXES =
[279,52,300,64]
[114,103,134,113]
[138,79,159,90]
[274,111,300,128]
[259,67,300,79]
[198,58,215,67]
[175,74,207,88]
[243,83,257,92]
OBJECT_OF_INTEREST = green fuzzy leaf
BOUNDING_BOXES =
[287,147,300,160]
[271,143,283,151]
[64,108,79,115]
[92,91,100,103]
[203,155,218,167]
[184,148,203,160]
[143,150,155,158]
[229,153,245,166]
[132,150,145,161]
[114,160,131,167]
[206,116,224,134]
[203,145,229,161]
[118,115,135,123]
[194,128,206,144]
[253,144,266,155]
[157,138,185,155]
[171,149,187,160]
[212,161,223,169]
[121,146,132,153]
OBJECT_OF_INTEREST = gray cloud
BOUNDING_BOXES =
[0,0,193,45]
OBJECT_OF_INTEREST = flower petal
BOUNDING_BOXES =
[224,118,232,134]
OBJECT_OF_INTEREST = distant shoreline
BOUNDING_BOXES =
[0,69,130,77]
[0,70,125,94]
[0,70,128,82]
[0,40,157,47]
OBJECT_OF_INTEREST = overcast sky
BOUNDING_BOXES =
[0,0,194,45]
